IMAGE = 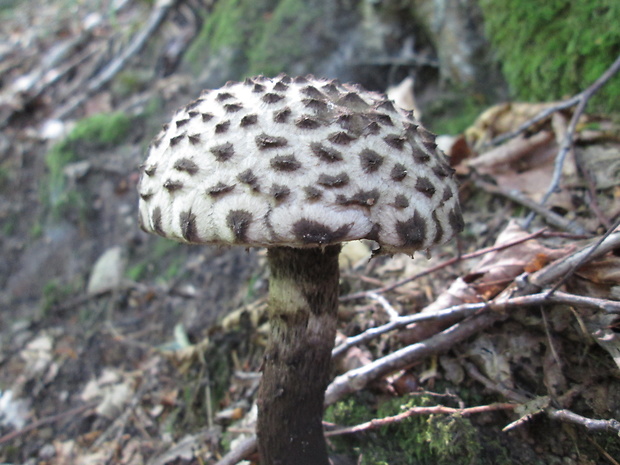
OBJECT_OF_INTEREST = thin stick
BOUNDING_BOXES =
[490,54,620,147]
[523,54,620,228]
[473,177,587,235]
[325,403,515,437]
[546,217,620,296]
[0,402,97,445]
[340,228,547,302]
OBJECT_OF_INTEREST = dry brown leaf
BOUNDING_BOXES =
[399,221,569,343]
[465,101,566,149]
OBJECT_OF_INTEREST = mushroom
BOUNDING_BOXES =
[137,74,463,465]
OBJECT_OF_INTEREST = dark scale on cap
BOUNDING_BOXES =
[139,192,153,201]
[208,182,235,197]
[364,223,381,242]
[240,114,258,127]
[292,219,352,245]
[303,98,328,112]
[188,134,201,145]
[442,187,454,202]
[364,121,382,135]
[170,134,185,146]
[317,172,350,188]
[415,176,436,199]
[151,135,163,149]
[144,164,157,176]
[202,113,214,122]
[273,81,288,92]
[210,142,235,161]
[404,122,419,133]
[163,179,184,192]
[337,189,380,207]
[295,116,322,130]
[173,158,199,175]
[152,207,164,236]
[185,99,203,111]
[301,85,324,99]
[226,209,253,243]
[256,133,288,150]
[390,163,407,181]
[328,132,356,145]
[393,194,409,209]
[278,74,292,83]
[310,142,343,162]
[270,184,290,202]
[187,111,199,118]
[432,163,453,178]
[238,169,260,191]
[371,113,394,126]
[449,208,465,233]
[423,140,438,152]
[384,134,407,150]
[359,149,384,173]
[293,76,309,84]
[396,210,427,249]
[432,211,444,243]
[224,103,243,113]
[337,92,369,110]
[215,121,231,134]
[413,150,431,163]
[321,83,340,97]
[216,92,234,101]
[304,186,323,201]
[180,211,200,242]
[252,83,266,93]
[176,118,190,128]
[270,155,302,172]
[273,107,292,123]
[376,100,397,113]
[262,93,285,104]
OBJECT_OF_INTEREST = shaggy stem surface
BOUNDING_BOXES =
[257,245,341,465]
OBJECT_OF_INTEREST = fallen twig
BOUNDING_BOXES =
[546,218,620,296]
[465,363,620,435]
[523,54,620,228]
[0,402,97,446]
[473,176,587,235]
[325,402,515,437]
[489,54,620,148]
[53,0,182,119]
[340,227,548,302]
[333,290,620,358]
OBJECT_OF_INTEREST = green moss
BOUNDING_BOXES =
[183,0,341,78]
[183,0,277,76]
[479,0,620,113]
[68,111,132,146]
[43,111,133,221]
[246,0,325,76]
[325,394,489,465]
[425,92,490,135]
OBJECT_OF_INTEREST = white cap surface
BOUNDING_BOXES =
[138,75,463,254]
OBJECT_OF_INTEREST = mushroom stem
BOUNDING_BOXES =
[257,245,341,465]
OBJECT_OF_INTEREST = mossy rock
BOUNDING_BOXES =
[43,112,133,221]
[479,0,620,113]
[325,394,488,465]
[183,0,360,80]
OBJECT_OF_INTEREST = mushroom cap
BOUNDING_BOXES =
[138,75,463,254]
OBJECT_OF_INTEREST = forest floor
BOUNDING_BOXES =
[1,1,619,464]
